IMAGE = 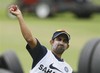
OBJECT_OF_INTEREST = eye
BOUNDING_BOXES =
[56,37,68,43]
[63,39,68,43]
[56,37,61,41]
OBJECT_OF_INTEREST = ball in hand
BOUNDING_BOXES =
[13,6,17,11]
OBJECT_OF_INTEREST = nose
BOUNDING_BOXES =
[59,40,64,44]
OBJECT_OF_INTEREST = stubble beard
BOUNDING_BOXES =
[52,44,65,54]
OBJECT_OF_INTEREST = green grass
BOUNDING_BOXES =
[0,0,100,73]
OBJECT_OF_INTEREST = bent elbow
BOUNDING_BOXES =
[26,37,37,48]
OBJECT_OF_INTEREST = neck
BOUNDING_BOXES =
[52,51,62,59]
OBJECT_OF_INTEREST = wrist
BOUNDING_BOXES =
[17,14,23,18]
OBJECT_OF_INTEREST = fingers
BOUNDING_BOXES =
[9,5,20,16]
[9,5,17,12]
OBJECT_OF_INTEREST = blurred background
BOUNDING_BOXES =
[0,0,100,73]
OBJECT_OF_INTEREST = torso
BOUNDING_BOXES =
[26,40,73,73]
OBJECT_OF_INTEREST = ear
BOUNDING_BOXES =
[66,44,69,49]
[50,40,54,45]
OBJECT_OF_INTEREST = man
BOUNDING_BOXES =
[9,5,73,73]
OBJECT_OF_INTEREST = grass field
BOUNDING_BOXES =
[0,0,100,73]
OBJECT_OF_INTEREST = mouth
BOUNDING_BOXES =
[57,45,65,51]
[58,44,64,48]
[56,46,65,54]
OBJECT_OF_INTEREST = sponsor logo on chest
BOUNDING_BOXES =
[38,63,69,73]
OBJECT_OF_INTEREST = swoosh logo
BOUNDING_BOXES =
[49,63,63,73]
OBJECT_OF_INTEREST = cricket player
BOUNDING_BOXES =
[9,5,73,73]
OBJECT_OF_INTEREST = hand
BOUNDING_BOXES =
[9,5,22,17]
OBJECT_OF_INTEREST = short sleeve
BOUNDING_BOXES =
[26,40,47,68]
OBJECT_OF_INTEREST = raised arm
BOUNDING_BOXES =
[9,5,37,48]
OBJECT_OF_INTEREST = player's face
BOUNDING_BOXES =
[51,34,69,54]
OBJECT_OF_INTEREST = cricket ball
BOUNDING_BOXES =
[13,6,17,11]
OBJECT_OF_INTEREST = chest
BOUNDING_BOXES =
[30,51,72,73]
